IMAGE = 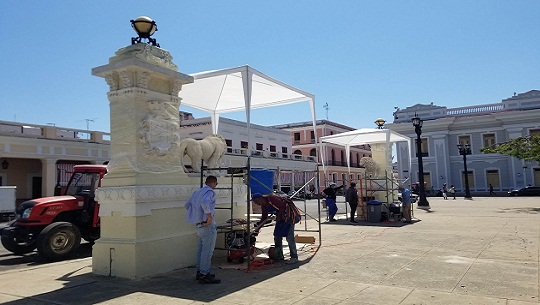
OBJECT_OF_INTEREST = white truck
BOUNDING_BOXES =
[0,186,16,220]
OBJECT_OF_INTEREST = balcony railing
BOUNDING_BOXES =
[224,147,316,162]
[0,121,110,143]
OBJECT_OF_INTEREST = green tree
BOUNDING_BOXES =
[480,136,540,163]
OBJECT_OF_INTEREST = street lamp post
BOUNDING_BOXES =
[374,118,386,129]
[457,143,473,199]
[411,116,430,208]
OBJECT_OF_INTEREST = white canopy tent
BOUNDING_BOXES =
[178,65,317,146]
[319,128,411,177]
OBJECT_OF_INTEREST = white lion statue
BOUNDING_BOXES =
[178,134,227,173]
[360,156,379,177]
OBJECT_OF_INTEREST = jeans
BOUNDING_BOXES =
[196,222,217,274]
[326,198,338,219]
[274,223,297,259]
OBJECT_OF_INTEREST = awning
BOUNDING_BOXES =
[178,65,316,139]
[319,128,411,175]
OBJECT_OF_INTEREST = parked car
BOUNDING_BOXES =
[288,189,312,200]
[508,186,540,196]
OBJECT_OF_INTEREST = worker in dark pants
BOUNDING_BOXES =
[345,182,359,224]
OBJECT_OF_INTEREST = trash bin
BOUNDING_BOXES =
[367,200,382,223]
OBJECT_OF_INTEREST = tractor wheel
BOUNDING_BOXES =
[36,222,81,260]
[1,235,36,255]
[1,220,36,255]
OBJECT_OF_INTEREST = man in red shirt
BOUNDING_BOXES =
[252,193,300,264]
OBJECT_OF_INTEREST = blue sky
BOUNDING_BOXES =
[1,1,539,133]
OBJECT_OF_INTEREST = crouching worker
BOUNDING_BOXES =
[184,175,221,284]
[251,193,301,264]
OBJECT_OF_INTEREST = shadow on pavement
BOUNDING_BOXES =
[0,243,93,268]
[0,246,319,305]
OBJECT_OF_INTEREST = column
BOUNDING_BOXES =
[41,159,58,197]
[91,44,247,279]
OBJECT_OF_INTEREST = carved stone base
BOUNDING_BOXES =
[93,177,247,279]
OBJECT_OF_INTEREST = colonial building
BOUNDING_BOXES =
[274,120,371,189]
[2,114,375,201]
[0,121,110,201]
[387,90,540,194]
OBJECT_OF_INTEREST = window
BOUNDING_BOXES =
[461,170,475,188]
[534,168,540,186]
[415,137,429,157]
[241,141,248,149]
[256,143,263,151]
[310,148,317,156]
[483,134,496,148]
[530,129,540,137]
[293,150,302,155]
[486,170,500,188]
[294,132,300,143]
[310,131,315,142]
[341,173,347,184]
[458,135,471,147]
[225,139,232,153]
[270,145,276,152]
[282,147,288,153]
[423,172,431,189]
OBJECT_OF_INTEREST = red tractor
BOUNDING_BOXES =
[1,165,107,260]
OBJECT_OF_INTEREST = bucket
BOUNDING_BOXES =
[250,170,274,195]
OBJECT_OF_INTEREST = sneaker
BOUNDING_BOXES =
[330,218,337,222]
[198,274,221,284]
[285,257,299,264]
[349,220,358,223]
[196,272,215,281]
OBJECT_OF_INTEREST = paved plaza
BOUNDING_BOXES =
[0,196,538,304]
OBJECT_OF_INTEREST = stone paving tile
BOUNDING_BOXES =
[456,259,538,302]
[339,284,412,305]
[479,232,538,262]
[382,255,472,292]
[213,286,307,304]
[401,289,507,305]
[310,279,370,300]
[93,292,195,305]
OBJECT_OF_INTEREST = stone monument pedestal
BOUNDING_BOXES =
[92,44,248,279]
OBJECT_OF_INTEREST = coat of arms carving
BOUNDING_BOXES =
[140,101,180,156]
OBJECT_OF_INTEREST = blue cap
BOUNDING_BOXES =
[251,193,263,201]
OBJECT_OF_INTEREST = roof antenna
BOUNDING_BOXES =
[85,118,97,139]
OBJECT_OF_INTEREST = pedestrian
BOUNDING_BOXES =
[489,184,495,196]
[398,185,412,223]
[251,193,301,264]
[449,185,456,199]
[345,182,359,224]
[442,183,448,200]
[184,175,221,284]
[323,182,344,222]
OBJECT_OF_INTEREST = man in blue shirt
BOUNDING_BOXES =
[399,185,412,223]
[185,175,221,284]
